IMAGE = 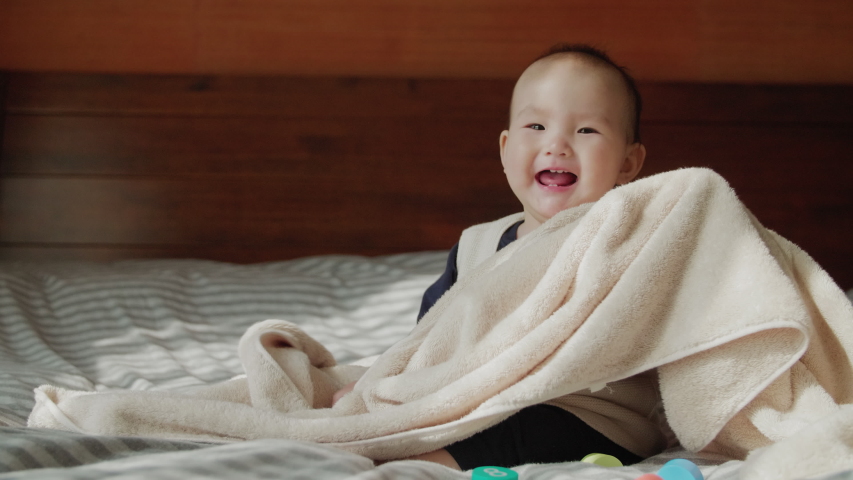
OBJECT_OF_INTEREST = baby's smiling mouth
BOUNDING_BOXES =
[536,170,578,187]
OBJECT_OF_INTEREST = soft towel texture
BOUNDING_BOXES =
[457,211,667,458]
[28,168,853,479]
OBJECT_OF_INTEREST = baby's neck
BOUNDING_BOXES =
[516,219,540,239]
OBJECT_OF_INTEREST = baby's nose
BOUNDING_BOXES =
[545,138,572,156]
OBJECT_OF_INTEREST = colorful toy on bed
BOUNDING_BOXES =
[580,453,623,467]
[472,466,519,479]
[635,459,703,480]
[580,454,703,480]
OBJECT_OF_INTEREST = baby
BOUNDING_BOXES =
[334,44,659,470]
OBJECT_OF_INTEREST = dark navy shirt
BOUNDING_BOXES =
[417,221,523,321]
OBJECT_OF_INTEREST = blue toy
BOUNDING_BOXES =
[660,459,703,480]
[633,458,703,480]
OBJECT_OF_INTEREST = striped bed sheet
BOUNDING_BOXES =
[0,253,850,479]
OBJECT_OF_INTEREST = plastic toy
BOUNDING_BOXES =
[472,466,519,479]
[580,453,623,467]
[633,458,703,480]
[661,459,702,480]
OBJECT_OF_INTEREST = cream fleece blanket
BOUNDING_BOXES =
[28,168,853,479]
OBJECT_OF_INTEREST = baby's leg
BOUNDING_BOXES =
[393,449,462,470]
[442,405,643,470]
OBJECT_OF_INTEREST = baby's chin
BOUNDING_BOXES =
[525,201,584,226]
[517,185,605,225]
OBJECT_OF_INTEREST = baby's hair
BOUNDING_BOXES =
[532,43,643,143]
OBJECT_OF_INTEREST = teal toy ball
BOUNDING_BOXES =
[472,466,519,479]
[580,453,623,467]
[661,459,703,480]
[656,464,697,480]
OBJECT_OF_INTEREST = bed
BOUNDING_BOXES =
[0,250,851,479]
[1,70,852,479]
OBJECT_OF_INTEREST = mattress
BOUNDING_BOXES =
[1,253,851,479]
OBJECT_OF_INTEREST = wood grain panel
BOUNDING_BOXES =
[193,0,698,79]
[7,73,853,124]
[0,0,698,79]
[1,73,851,288]
[640,83,853,124]
[0,1,197,73]
[2,0,853,84]
[0,175,518,252]
[640,124,853,191]
[1,116,506,175]
[0,73,7,159]
[5,115,852,183]
[3,73,514,119]
[699,0,853,83]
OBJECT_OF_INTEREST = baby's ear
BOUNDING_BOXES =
[499,130,510,169]
[618,143,646,184]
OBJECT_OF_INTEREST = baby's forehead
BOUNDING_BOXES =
[514,57,623,102]
[509,56,632,119]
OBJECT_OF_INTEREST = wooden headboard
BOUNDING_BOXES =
[1,73,851,289]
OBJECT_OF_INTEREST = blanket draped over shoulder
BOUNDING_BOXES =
[28,168,853,480]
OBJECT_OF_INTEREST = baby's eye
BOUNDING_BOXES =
[526,124,545,131]
[577,127,598,134]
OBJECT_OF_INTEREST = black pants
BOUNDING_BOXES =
[444,404,644,470]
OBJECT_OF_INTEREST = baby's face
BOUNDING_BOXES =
[500,57,645,235]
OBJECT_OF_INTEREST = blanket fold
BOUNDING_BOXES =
[28,168,853,479]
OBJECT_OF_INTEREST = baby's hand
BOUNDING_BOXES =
[332,381,357,406]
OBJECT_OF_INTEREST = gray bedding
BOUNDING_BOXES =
[0,253,850,479]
